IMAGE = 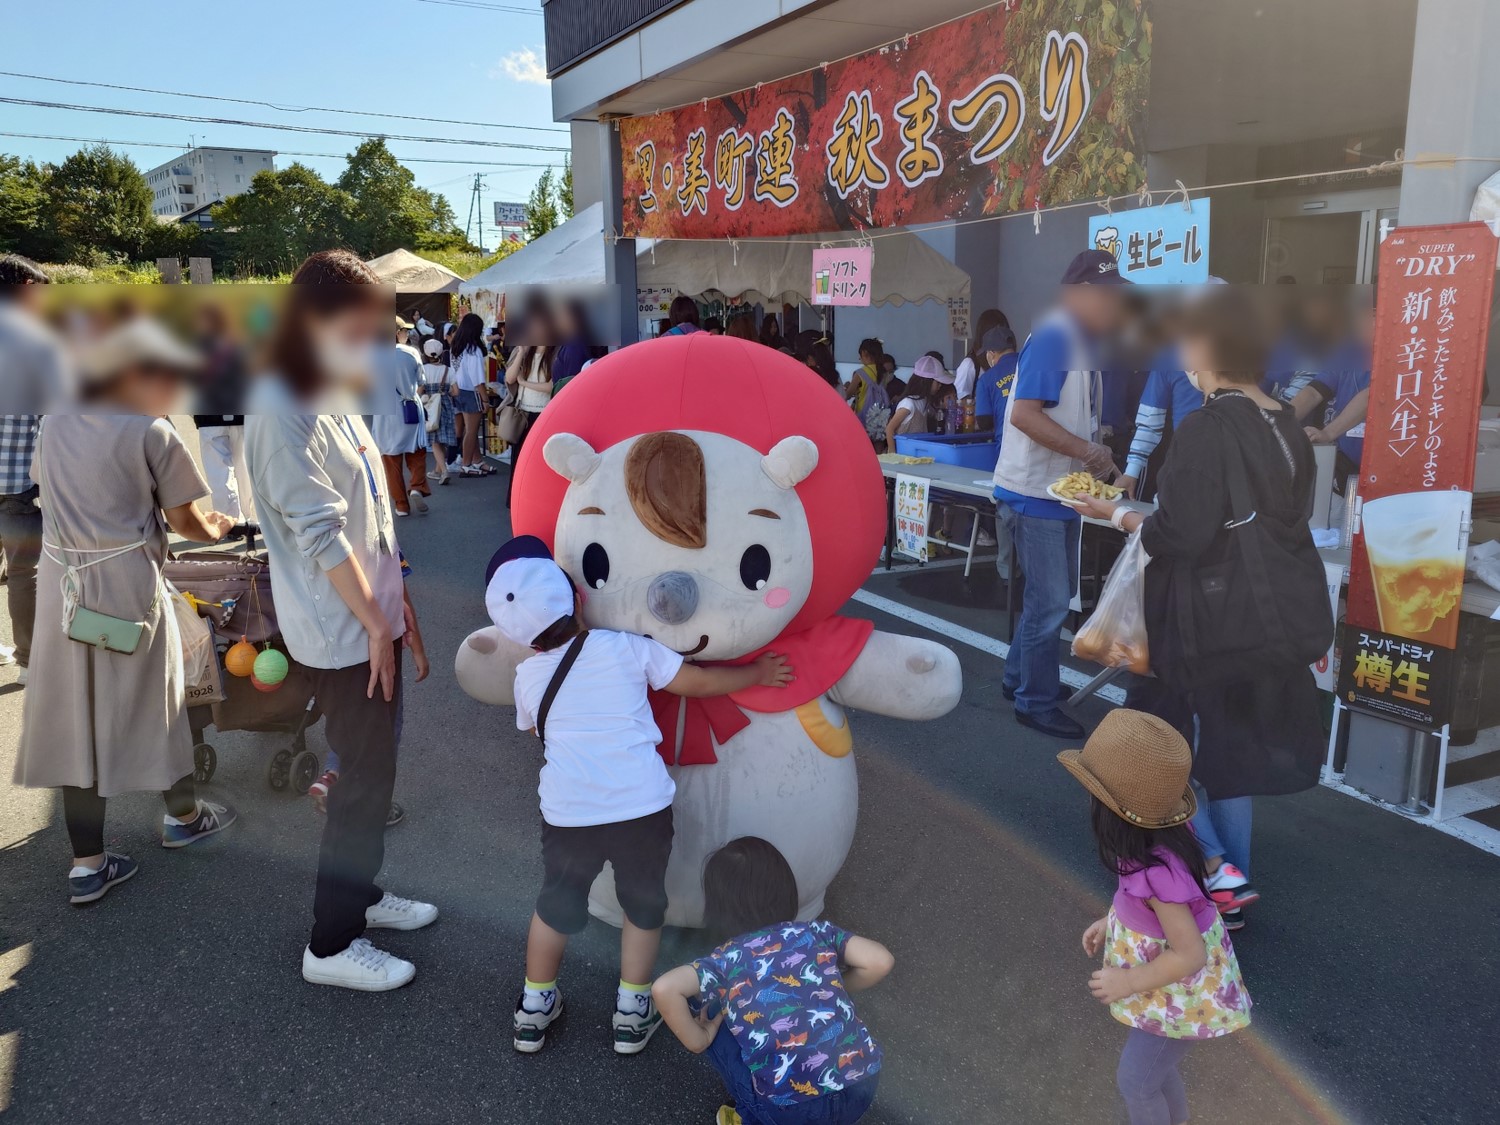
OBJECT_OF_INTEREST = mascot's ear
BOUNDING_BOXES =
[761,435,819,490]
[543,432,601,484]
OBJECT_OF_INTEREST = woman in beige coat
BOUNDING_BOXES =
[15,318,237,904]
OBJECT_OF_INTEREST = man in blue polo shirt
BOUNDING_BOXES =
[993,249,1128,739]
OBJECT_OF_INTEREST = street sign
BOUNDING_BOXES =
[494,201,527,227]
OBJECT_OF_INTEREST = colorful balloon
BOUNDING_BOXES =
[253,648,289,686]
[225,637,258,678]
[250,674,281,694]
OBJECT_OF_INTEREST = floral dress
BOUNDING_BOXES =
[1104,851,1253,1039]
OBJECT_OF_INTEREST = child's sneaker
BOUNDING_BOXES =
[1222,908,1246,932]
[386,801,406,828]
[302,938,415,992]
[1205,863,1260,913]
[161,800,237,848]
[68,851,138,904]
[613,996,664,1055]
[716,1107,743,1125]
[309,770,338,815]
[514,989,564,1053]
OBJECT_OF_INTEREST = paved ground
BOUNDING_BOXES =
[0,467,1495,1124]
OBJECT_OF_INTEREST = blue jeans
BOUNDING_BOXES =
[705,1025,878,1125]
[1190,783,1252,877]
[997,504,1079,714]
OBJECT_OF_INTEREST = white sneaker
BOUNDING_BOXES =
[302,938,415,992]
[408,489,429,514]
[15,667,26,686]
[365,891,438,931]
[0,644,14,666]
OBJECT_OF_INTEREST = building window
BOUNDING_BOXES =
[234,154,244,163]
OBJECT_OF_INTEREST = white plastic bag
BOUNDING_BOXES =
[170,584,215,685]
[1072,530,1150,674]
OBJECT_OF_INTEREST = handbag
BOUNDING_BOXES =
[421,368,449,433]
[400,398,422,426]
[497,388,530,445]
[1160,412,1334,692]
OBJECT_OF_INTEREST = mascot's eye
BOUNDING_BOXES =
[739,544,772,591]
[582,542,610,590]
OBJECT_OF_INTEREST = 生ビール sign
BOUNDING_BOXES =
[619,0,1152,239]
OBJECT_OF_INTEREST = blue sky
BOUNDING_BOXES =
[1,0,565,242]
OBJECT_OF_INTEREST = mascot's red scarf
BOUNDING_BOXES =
[648,615,873,766]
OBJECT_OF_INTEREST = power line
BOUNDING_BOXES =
[0,70,565,134]
[0,97,570,152]
[0,129,563,168]
[416,0,542,13]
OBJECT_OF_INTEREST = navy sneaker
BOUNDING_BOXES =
[69,851,138,904]
[161,799,237,849]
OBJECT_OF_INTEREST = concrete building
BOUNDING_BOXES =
[540,0,1497,360]
[145,147,276,218]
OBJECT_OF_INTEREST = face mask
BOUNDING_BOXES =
[315,334,376,388]
[1185,370,1203,392]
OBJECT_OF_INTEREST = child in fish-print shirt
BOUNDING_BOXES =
[653,838,894,1125]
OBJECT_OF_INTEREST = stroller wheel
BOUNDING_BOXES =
[291,749,320,796]
[193,742,218,784]
[267,747,293,791]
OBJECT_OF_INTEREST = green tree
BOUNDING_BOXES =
[0,155,48,258]
[558,155,573,220]
[337,138,425,256]
[43,145,154,262]
[212,163,355,275]
[524,167,559,241]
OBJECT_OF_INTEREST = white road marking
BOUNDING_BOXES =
[849,589,1128,704]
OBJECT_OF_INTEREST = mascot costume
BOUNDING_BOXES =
[457,335,961,927]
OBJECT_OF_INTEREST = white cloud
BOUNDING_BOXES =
[492,47,548,85]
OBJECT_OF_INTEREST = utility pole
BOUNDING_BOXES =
[465,173,486,254]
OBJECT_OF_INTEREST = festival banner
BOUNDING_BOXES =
[1338,221,1498,728]
[619,0,1152,239]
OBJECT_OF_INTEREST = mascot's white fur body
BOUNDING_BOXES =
[456,337,960,928]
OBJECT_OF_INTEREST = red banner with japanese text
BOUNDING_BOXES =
[618,0,1152,239]
[1339,221,1498,728]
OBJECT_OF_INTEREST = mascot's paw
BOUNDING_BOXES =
[453,625,528,707]
[907,651,937,674]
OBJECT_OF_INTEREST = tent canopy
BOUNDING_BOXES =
[459,203,607,298]
[459,201,968,307]
[638,234,968,307]
[366,248,463,295]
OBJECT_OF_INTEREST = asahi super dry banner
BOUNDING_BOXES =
[1338,222,1498,728]
[619,0,1152,239]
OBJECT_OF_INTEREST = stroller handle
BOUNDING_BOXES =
[227,522,261,550]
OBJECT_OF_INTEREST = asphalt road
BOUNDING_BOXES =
[0,466,1496,1124]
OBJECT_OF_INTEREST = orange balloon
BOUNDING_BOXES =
[226,637,258,678]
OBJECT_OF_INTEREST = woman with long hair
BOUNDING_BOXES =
[449,313,492,476]
[724,314,756,341]
[955,308,1011,401]
[502,297,558,509]
[245,249,437,991]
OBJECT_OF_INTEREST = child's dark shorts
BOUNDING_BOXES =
[537,807,674,934]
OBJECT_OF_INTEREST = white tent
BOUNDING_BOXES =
[365,248,463,294]
[458,200,969,308]
[638,233,969,307]
[459,203,608,299]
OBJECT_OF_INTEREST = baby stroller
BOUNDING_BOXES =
[164,524,324,794]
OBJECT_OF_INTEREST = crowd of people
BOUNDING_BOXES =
[0,241,1369,1124]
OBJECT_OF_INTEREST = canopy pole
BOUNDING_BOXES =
[601,121,639,346]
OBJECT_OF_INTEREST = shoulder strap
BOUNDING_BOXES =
[536,631,588,748]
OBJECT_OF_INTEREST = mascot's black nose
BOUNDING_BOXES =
[647,571,699,625]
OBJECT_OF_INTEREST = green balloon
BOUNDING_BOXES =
[253,648,290,686]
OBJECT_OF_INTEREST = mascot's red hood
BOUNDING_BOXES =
[511,334,887,640]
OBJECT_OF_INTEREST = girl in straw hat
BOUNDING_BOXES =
[1058,709,1251,1125]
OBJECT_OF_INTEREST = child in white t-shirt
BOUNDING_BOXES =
[486,535,794,1057]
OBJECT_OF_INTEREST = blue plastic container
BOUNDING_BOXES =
[893,432,1000,470]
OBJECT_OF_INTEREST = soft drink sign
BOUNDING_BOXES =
[1338,221,1498,728]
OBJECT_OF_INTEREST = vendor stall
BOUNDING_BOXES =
[365,248,462,329]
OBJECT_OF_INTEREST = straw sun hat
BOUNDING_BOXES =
[1056,710,1197,828]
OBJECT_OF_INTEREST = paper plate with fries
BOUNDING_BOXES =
[1047,471,1124,506]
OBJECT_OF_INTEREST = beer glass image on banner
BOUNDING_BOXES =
[1360,490,1470,649]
